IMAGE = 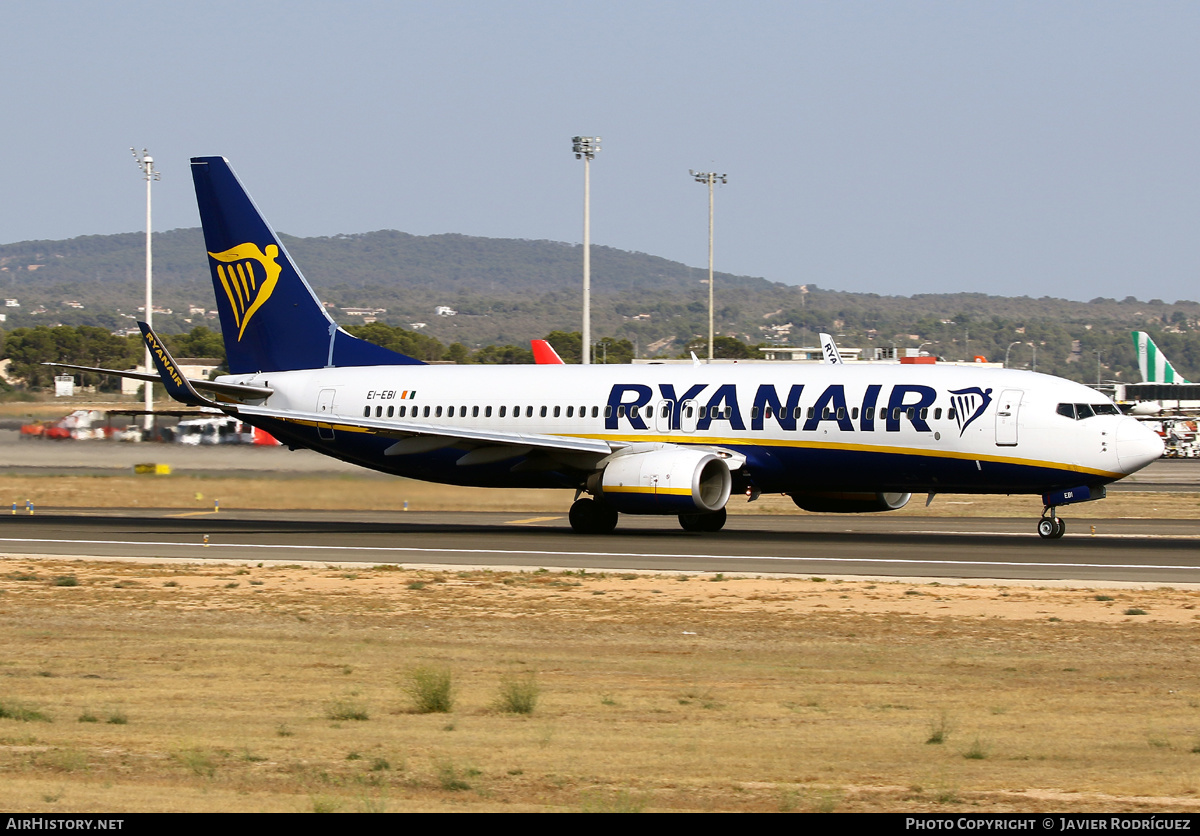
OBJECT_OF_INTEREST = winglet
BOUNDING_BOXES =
[138,322,221,408]
[531,339,565,365]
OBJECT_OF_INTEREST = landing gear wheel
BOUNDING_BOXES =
[569,498,618,534]
[1037,516,1066,539]
[678,507,727,533]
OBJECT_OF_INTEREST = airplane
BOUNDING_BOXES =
[53,156,1165,540]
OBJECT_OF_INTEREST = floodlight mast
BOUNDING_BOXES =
[131,148,160,430]
[690,170,727,363]
[572,136,600,364]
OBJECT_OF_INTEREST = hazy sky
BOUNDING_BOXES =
[3,1,1199,302]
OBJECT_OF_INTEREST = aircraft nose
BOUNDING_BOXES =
[1115,418,1164,474]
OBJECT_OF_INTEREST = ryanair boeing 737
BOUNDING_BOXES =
[55,157,1164,539]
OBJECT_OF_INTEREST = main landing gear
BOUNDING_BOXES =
[1037,508,1066,540]
[679,507,727,532]
[568,497,618,534]
[567,498,729,534]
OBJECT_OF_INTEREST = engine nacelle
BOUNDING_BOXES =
[790,491,912,514]
[590,447,732,515]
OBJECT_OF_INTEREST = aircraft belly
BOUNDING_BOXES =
[740,443,1104,494]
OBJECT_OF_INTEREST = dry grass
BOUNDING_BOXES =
[1,558,1200,812]
[1,471,1199,518]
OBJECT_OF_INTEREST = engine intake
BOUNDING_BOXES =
[590,447,732,515]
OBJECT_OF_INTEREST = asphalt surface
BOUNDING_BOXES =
[2,508,1198,585]
[3,432,1199,584]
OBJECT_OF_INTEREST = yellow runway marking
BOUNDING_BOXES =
[165,511,220,518]
[504,516,564,525]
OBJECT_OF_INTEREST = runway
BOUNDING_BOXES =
[2,508,1198,585]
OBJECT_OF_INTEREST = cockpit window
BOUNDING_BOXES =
[1058,402,1119,420]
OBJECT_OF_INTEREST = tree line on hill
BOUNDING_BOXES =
[1,227,1198,385]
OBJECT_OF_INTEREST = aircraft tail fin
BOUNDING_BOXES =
[819,332,844,365]
[190,156,423,374]
[1132,331,1190,384]
[531,339,565,364]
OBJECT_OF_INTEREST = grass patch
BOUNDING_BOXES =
[494,671,539,715]
[325,698,369,722]
[0,702,52,722]
[405,666,454,714]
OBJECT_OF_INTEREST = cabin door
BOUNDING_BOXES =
[994,389,1023,447]
[316,388,336,441]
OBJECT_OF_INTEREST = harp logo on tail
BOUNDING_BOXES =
[949,386,993,436]
[208,243,283,340]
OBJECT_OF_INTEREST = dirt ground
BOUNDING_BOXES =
[2,555,1200,813]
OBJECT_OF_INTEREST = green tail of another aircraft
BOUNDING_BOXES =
[1133,331,1191,384]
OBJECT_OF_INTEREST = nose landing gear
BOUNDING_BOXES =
[1037,485,1106,540]
[1037,509,1066,539]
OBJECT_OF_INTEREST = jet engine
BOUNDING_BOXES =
[790,491,912,513]
[588,446,732,515]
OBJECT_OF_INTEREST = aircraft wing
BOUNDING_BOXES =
[232,402,619,460]
[44,362,273,402]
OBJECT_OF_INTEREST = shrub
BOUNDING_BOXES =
[406,666,454,714]
[495,671,540,714]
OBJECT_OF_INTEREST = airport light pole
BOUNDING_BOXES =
[132,148,160,431]
[690,170,727,362]
[572,137,600,364]
[1005,341,1021,368]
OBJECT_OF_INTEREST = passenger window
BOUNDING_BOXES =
[448,406,455,418]
[526,406,533,418]
[919,408,928,420]
[865,407,874,421]
[836,407,846,420]
[375,406,382,418]
[485,406,492,417]
[387,405,394,418]
[567,406,574,418]
[554,406,561,418]
[605,406,612,418]
[363,406,370,417]
[540,406,548,418]
[617,406,625,418]
[934,408,941,420]
[793,407,803,419]
[852,407,859,420]
[592,406,599,418]
[398,406,406,418]
[807,407,815,419]
[435,406,443,418]
[947,408,956,421]
[499,406,506,418]
[423,406,430,418]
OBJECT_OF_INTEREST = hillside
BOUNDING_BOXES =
[2,228,1199,382]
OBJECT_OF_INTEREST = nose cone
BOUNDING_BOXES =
[1115,418,1164,474]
